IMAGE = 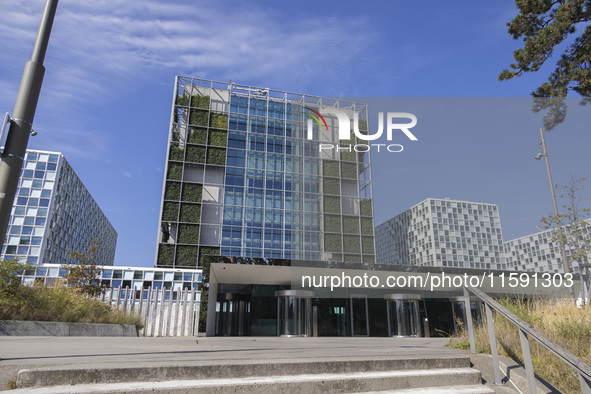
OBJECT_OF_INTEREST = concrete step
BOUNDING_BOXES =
[15,355,471,388]
[11,367,487,393]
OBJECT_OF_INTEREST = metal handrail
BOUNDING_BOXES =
[464,286,591,394]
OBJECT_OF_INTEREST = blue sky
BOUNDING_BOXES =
[0,0,589,267]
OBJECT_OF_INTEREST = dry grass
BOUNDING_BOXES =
[449,298,591,393]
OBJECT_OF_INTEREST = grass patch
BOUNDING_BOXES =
[449,298,591,393]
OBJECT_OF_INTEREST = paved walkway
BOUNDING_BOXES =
[0,336,462,390]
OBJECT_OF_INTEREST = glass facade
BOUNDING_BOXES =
[156,77,375,267]
[376,198,505,270]
[1,149,117,266]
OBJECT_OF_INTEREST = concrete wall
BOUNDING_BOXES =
[0,321,138,337]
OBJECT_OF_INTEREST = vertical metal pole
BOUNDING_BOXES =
[518,329,537,394]
[463,287,476,353]
[539,128,575,298]
[485,303,502,386]
[0,0,59,250]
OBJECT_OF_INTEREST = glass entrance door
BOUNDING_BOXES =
[350,295,369,336]
[215,293,250,336]
[275,290,315,337]
[385,294,422,337]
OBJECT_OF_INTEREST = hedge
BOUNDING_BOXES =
[178,224,200,244]
[362,236,375,254]
[162,202,179,221]
[344,235,361,253]
[207,147,226,165]
[210,113,228,129]
[323,160,339,177]
[186,145,206,163]
[323,196,340,214]
[361,217,374,235]
[169,145,184,161]
[157,244,174,266]
[176,245,198,267]
[340,150,357,162]
[189,110,209,126]
[191,95,210,109]
[167,164,182,180]
[324,214,341,233]
[342,216,360,234]
[164,181,181,201]
[323,178,340,195]
[188,128,208,145]
[324,234,342,252]
[199,247,220,266]
[209,129,227,147]
[344,254,362,263]
[360,200,373,216]
[341,162,357,179]
[180,203,201,223]
[182,183,202,203]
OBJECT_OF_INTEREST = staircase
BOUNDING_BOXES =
[14,355,496,393]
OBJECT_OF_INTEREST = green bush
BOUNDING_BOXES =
[324,215,341,233]
[180,203,201,223]
[360,200,373,216]
[189,109,209,126]
[169,145,184,161]
[344,235,361,253]
[191,95,210,109]
[361,218,374,235]
[324,196,341,214]
[199,247,221,266]
[209,129,228,147]
[162,202,179,221]
[186,145,206,163]
[323,160,339,177]
[341,162,357,179]
[164,181,181,201]
[340,150,357,162]
[176,246,198,267]
[323,178,340,195]
[0,285,143,331]
[167,164,182,180]
[324,234,342,252]
[176,93,190,107]
[343,216,360,234]
[157,244,174,266]
[207,147,226,165]
[182,183,202,202]
[362,236,375,254]
[178,224,199,244]
[188,127,208,145]
[210,113,228,129]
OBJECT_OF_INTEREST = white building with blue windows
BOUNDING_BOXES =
[0,149,117,266]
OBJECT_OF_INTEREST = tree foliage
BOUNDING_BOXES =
[540,176,590,299]
[500,0,591,128]
[0,259,29,297]
[61,239,106,297]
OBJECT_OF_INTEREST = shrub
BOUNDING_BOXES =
[178,224,199,244]
[176,246,198,267]
[191,95,210,109]
[189,109,209,126]
[166,164,182,180]
[323,160,339,177]
[344,235,361,253]
[162,202,179,221]
[360,199,373,216]
[323,178,340,195]
[199,247,221,266]
[207,147,226,165]
[361,218,374,235]
[208,129,228,147]
[324,234,342,252]
[324,215,341,233]
[164,181,181,201]
[362,236,375,254]
[157,244,174,266]
[182,183,202,202]
[343,216,360,234]
[169,145,184,161]
[340,150,357,162]
[188,127,208,145]
[180,203,201,223]
[176,93,190,107]
[186,145,206,163]
[210,113,228,129]
[344,254,362,263]
[324,196,341,214]
[0,259,28,297]
[341,162,357,179]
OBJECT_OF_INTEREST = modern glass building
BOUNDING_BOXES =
[376,198,505,270]
[0,149,117,266]
[155,77,375,268]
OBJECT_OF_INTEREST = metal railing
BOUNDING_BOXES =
[463,286,591,394]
